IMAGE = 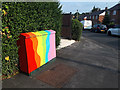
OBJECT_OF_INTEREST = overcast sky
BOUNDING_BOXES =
[59,0,120,2]
[59,0,119,14]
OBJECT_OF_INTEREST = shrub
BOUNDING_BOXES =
[72,19,83,41]
[102,11,110,26]
[2,2,62,79]
[108,22,115,28]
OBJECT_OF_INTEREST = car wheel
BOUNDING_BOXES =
[105,30,107,33]
[107,31,111,36]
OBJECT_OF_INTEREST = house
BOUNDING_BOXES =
[87,10,106,25]
[79,3,120,26]
[108,3,120,25]
[78,14,87,21]
[78,8,107,25]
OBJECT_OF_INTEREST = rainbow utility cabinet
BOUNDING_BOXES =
[17,30,56,75]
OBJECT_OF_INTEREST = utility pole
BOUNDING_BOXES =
[77,9,78,20]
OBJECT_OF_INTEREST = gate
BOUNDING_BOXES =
[61,12,72,39]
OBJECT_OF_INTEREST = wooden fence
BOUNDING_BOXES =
[61,12,72,39]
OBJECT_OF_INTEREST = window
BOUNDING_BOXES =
[113,10,116,15]
[93,16,94,19]
[108,11,110,15]
[90,16,91,19]
[96,16,98,19]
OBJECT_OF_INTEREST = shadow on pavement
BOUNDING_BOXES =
[57,56,119,74]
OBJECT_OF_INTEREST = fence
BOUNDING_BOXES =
[61,12,72,39]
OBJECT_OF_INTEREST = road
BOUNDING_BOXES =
[82,30,119,50]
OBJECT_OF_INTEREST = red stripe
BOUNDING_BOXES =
[28,32,41,68]
[25,33,37,74]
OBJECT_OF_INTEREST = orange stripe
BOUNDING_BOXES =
[27,32,41,68]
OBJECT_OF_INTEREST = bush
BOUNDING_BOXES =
[108,22,115,28]
[102,11,110,26]
[72,19,83,41]
[2,2,62,79]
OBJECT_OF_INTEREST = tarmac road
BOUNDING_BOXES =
[82,30,119,50]
[57,36,118,88]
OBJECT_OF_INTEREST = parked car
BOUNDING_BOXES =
[107,25,120,36]
[90,24,107,33]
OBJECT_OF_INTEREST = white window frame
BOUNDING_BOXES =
[96,16,98,19]
[113,10,116,15]
[108,11,110,15]
[90,16,91,19]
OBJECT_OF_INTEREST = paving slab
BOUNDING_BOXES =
[57,38,75,50]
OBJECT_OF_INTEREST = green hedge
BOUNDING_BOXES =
[2,2,62,79]
[72,19,83,41]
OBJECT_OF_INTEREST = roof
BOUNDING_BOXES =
[78,15,86,19]
[79,10,105,19]
[78,3,120,20]
[88,10,105,16]
[109,3,120,10]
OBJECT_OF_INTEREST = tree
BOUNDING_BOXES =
[102,11,110,26]
[91,6,101,12]
[81,12,90,15]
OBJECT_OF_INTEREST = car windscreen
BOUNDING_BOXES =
[101,25,107,28]
[114,25,120,28]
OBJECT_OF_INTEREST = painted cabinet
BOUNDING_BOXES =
[17,30,56,74]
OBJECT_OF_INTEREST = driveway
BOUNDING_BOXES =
[2,32,119,88]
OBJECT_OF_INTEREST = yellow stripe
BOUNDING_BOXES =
[32,32,44,66]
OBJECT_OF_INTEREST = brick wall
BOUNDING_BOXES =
[109,10,120,25]
[99,15,105,23]
[88,15,102,25]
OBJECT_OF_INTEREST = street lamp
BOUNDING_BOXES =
[77,9,78,20]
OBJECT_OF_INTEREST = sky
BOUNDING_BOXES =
[59,0,120,14]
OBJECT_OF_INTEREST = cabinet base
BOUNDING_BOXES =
[20,58,56,76]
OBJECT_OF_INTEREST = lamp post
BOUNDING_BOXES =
[77,9,78,20]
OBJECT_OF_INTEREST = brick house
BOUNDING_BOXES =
[78,9,107,26]
[78,15,86,21]
[78,3,120,26]
[87,10,106,25]
[108,3,120,25]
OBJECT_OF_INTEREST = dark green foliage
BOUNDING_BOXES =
[2,2,62,78]
[72,19,83,41]
[102,11,110,26]
[108,22,115,28]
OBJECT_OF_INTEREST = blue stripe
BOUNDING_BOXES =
[44,30,51,63]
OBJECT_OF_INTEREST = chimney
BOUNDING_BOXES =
[105,7,108,11]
